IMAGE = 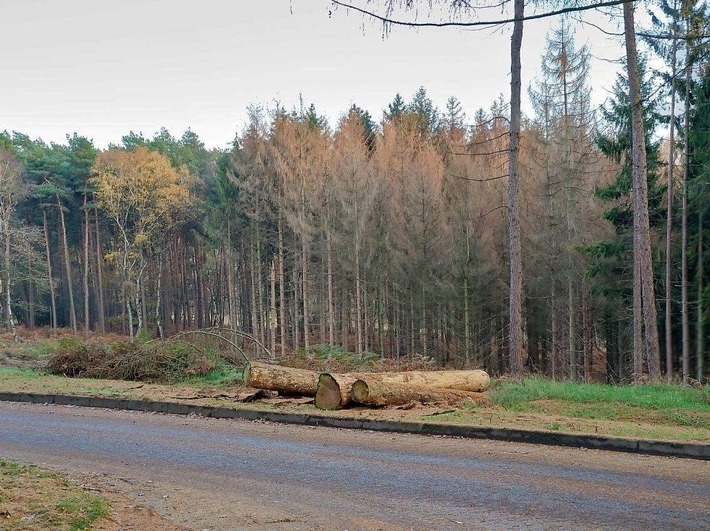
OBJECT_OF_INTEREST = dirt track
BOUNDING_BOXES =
[1,401,709,530]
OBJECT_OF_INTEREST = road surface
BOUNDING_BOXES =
[1,401,708,530]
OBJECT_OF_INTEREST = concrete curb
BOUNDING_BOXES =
[1,391,708,460]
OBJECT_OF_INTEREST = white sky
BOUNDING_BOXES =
[1,0,630,150]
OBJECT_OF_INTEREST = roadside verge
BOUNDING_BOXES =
[1,391,707,460]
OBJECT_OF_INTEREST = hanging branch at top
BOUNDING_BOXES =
[330,0,637,28]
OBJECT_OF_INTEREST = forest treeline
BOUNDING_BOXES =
[1,13,709,384]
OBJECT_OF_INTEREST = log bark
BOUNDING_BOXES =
[244,362,321,396]
[373,370,489,392]
[351,379,491,408]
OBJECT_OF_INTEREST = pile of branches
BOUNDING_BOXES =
[46,340,215,382]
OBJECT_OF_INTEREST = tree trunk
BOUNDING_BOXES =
[697,214,704,382]
[327,227,335,346]
[28,252,35,330]
[583,289,591,383]
[226,220,236,330]
[270,260,277,356]
[156,251,164,339]
[278,215,287,357]
[682,55,691,385]
[302,237,310,353]
[508,0,525,377]
[57,195,77,335]
[464,275,470,367]
[94,208,105,334]
[624,2,661,379]
[551,281,558,380]
[3,225,18,343]
[250,246,259,340]
[568,277,576,380]
[43,209,57,330]
[665,13,679,382]
[350,379,491,408]
[83,193,90,339]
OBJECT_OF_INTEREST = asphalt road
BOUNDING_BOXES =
[1,401,708,530]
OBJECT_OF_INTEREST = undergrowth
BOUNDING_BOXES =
[45,337,241,384]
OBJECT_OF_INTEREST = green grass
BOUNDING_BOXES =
[1,458,109,530]
[492,378,710,412]
[56,493,109,531]
[490,378,710,430]
[0,367,42,377]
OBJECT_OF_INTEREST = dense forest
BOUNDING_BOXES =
[1,7,709,385]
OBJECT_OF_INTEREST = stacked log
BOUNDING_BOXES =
[350,379,492,407]
[244,361,491,410]
[243,362,320,396]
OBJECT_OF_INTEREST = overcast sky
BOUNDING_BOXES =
[1,0,629,150]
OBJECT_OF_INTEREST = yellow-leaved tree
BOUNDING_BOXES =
[91,147,193,340]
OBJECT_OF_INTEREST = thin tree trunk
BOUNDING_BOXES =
[355,236,363,357]
[583,288,591,383]
[302,237,309,352]
[256,226,266,348]
[3,225,18,343]
[156,251,164,339]
[682,57,691,385]
[665,11,679,382]
[28,252,35,329]
[341,287,349,351]
[270,260,277,356]
[327,227,335,346]
[43,209,57,330]
[57,195,77,335]
[697,214,704,382]
[277,215,287,356]
[194,243,204,330]
[226,220,236,330]
[634,256,643,382]
[508,0,525,377]
[464,274,470,367]
[568,277,576,380]
[94,209,105,334]
[551,281,558,380]
[83,193,90,339]
[293,267,300,351]
[624,2,661,379]
[250,246,258,340]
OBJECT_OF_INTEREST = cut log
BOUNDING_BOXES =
[350,379,492,408]
[246,362,491,408]
[244,362,320,396]
[314,373,360,410]
[374,369,489,393]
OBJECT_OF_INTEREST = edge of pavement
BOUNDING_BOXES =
[1,391,708,460]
